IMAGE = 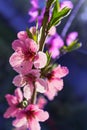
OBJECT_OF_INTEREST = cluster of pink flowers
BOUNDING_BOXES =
[4,27,69,129]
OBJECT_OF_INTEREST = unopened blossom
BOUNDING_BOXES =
[46,31,78,59]
[66,31,78,45]
[13,104,49,130]
[45,65,69,100]
[60,0,73,10]
[29,0,45,25]
[9,32,47,74]
[13,69,48,100]
[46,34,64,59]
[4,88,23,118]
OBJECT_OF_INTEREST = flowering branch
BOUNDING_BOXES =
[3,0,82,130]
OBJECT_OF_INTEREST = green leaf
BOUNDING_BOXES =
[66,40,82,52]
[51,0,60,20]
[61,40,82,53]
[48,7,71,29]
[26,28,33,39]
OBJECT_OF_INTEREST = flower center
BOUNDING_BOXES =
[47,72,54,80]
[25,74,36,83]
[26,110,35,120]
[24,50,36,61]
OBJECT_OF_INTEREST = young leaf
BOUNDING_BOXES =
[51,0,60,20]
[66,40,82,52]
[48,7,71,29]
[60,40,82,53]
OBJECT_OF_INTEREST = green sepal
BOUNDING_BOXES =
[26,28,33,39]
[46,51,51,66]
[26,28,38,43]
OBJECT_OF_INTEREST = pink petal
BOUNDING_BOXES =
[13,75,26,87]
[4,107,18,118]
[37,96,47,109]
[45,88,57,100]
[15,88,23,103]
[30,26,36,35]
[23,85,32,100]
[49,47,60,59]
[28,118,40,130]
[66,32,78,45]
[52,35,64,48]
[53,65,69,78]
[5,94,18,106]
[25,38,39,53]
[26,104,39,112]
[44,80,58,100]
[48,26,56,36]
[34,52,47,69]
[29,9,38,22]
[36,110,49,122]
[12,40,26,52]
[51,78,64,91]
[30,0,38,8]
[17,31,28,41]
[29,69,41,78]
[13,115,27,128]
[35,78,47,93]
[60,1,73,10]
[13,60,33,75]
[9,52,24,68]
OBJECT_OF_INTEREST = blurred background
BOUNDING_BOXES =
[0,0,87,130]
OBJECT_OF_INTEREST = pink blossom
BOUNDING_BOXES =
[45,65,69,100]
[28,0,45,26]
[60,1,73,10]
[52,65,69,78]
[9,35,47,74]
[12,104,49,130]
[46,34,64,59]
[17,31,28,41]
[13,69,48,99]
[37,96,47,109]
[46,31,78,59]
[4,88,23,118]
[66,32,78,45]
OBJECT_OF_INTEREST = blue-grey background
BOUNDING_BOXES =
[0,0,87,130]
